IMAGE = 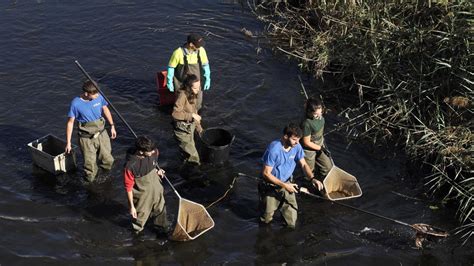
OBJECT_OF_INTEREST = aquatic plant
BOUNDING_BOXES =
[249,0,473,243]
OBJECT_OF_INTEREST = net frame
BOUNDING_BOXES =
[164,176,215,241]
[170,197,215,241]
[323,165,363,201]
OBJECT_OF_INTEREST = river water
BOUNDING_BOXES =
[0,1,472,265]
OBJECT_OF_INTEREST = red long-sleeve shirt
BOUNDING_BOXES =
[124,168,135,192]
[123,149,160,192]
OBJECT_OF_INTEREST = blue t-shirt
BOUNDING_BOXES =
[262,139,304,182]
[68,94,107,123]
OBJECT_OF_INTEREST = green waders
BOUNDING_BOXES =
[304,131,333,180]
[132,170,168,232]
[173,121,200,165]
[173,48,203,111]
[78,118,114,182]
[258,182,298,227]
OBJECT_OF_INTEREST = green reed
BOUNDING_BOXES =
[250,0,473,243]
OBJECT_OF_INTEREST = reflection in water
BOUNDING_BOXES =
[254,226,299,264]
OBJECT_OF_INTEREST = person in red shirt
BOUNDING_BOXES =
[124,136,168,235]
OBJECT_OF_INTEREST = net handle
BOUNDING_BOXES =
[75,60,138,139]
[75,60,187,201]
[300,187,448,236]
[163,174,182,199]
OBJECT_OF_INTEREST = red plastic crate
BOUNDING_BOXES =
[156,71,176,106]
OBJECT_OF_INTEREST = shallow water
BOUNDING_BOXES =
[0,1,472,265]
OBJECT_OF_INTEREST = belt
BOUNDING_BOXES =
[78,128,106,139]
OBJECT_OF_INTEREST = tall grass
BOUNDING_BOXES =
[250,0,473,243]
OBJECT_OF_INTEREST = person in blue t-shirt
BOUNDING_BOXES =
[259,123,323,228]
[65,80,117,182]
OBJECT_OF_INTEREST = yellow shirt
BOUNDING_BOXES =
[168,47,209,67]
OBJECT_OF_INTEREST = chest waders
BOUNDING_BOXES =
[258,179,298,228]
[132,169,168,232]
[173,120,200,165]
[77,117,114,181]
[173,47,203,110]
[75,60,216,241]
[304,122,333,179]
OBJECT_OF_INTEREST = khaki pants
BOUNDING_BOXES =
[259,183,298,227]
[304,149,333,179]
[79,131,114,182]
[174,122,200,164]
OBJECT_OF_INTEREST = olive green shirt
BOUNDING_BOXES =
[301,117,325,145]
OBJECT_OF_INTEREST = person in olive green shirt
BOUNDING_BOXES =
[300,97,333,180]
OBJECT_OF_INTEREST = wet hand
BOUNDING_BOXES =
[192,113,201,123]
[110,126,117,139]
[196,125,204,135]
[130,206,137,219]
[157,168,165,178]
[312,179,324,191]
[65,143,72,154]
[283,183,299,193]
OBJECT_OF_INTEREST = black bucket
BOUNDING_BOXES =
[200,128,234,165]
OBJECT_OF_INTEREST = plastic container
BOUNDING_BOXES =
[27,134,77,175]
[323,166,362,200]
[156,70,176,106]
[200,128,235,165]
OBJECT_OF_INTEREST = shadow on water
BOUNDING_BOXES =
[30,158,131,230]
[0,124,131,232]
[254,226,304,264]
[175,162,239,204]
[0,124,45,163]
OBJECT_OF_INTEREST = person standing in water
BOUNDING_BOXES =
[259,123,323,228]
[166,33,211,111]
[65,80,116,182]
[123,136,169,235]
[172,74,203,165]
[300,97,333,181]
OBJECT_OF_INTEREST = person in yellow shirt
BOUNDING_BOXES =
[167,33,210,111]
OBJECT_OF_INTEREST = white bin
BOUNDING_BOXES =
[27,134,77,175]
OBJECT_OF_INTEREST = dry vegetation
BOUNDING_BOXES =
[249,0,473,243]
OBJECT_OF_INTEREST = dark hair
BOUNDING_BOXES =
[182,74,200,103]
[82,80,99,94]
[187,33,204,48]
[135,136,156,152]
[283,123,303,138]
[305,97,323,119]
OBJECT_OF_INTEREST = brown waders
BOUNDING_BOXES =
[132,170,168,232]
[78,117,114,182]
[173,48,203,111]
[258,181,298,228]
[304,131,333,180]
[173,121,200,165]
